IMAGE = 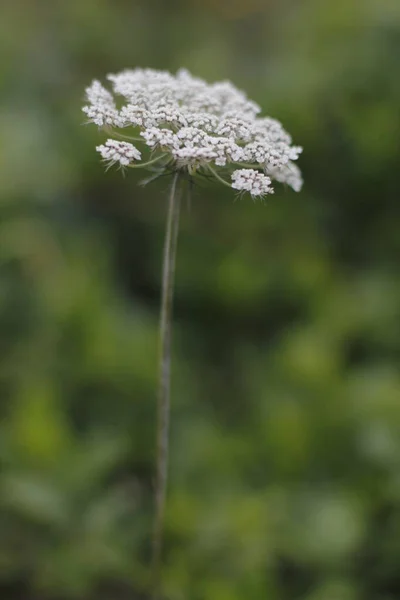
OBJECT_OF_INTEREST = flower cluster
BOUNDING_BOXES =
[83,68,303,197]
[96,139,142,168]
[231,169,274,198]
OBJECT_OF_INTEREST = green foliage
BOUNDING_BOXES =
[1,0,400,599]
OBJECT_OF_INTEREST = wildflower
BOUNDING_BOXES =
[83,68,303,197]
[82,69,305,599]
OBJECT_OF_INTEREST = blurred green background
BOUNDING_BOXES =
[1,0,400,599]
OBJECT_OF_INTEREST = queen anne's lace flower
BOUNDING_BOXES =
[83,68,303,197]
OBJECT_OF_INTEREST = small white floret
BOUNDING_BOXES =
[231,169,274,198]
[266,162,303,192]
[96,139,141,168]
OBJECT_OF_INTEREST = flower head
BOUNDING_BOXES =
[83,68,303,197]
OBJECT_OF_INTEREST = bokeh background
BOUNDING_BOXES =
[1,0,400,599]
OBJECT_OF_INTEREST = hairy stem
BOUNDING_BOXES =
[152,170,181,599]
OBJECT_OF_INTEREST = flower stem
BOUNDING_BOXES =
[128,154,168,169]
[206,164,232,189]
[234,162,264,169]
[103,126,143,142]
[152,170,181,599]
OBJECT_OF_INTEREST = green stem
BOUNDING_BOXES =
[103,126,143,142]
[128,154,168,169]
[206,164,232,189]
[152,170,181,599]
[234,162,264,169]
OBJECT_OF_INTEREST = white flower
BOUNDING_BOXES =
[83,68,303,196]
[85,80,115,107]
[173,146,218,168]
[83,104,123,128]
[119,104,151,128]
[96,139,141,168]
[266,162,304,192]
[231,169,274,198]
[184,112,219,132]
[82,80,125,128]
[140,127,178,150]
